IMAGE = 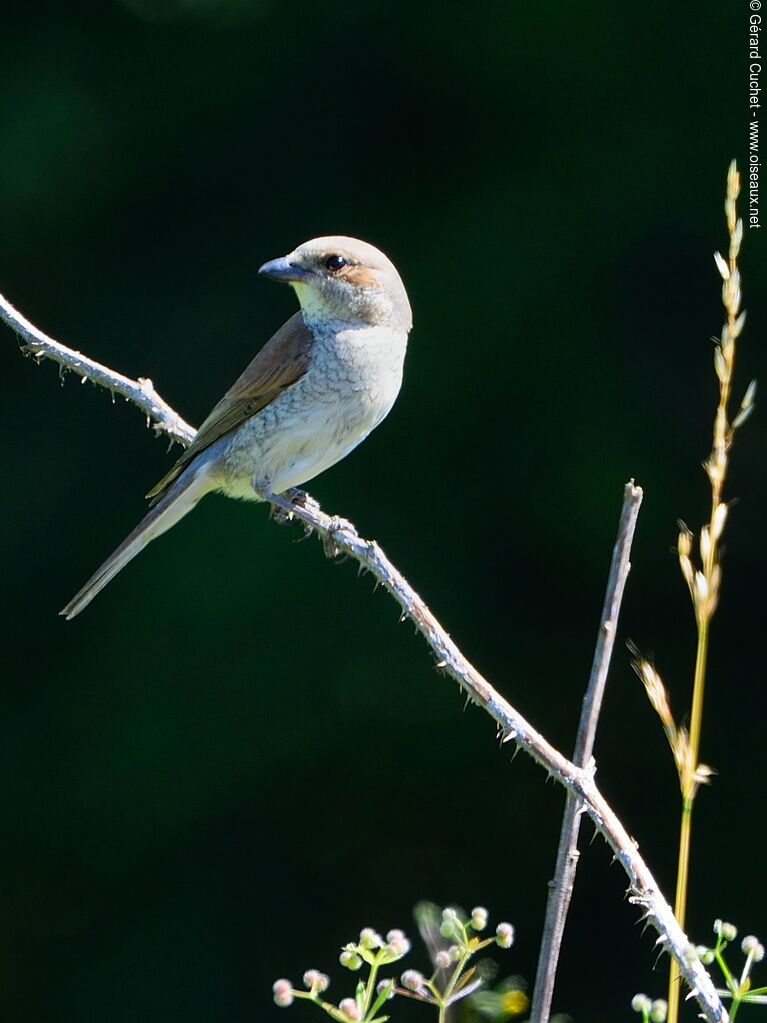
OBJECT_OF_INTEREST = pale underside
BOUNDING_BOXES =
[152,310,406,503]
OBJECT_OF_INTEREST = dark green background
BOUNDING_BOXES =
[1,2,763,1020]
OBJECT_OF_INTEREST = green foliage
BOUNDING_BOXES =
[272,905,524,1023]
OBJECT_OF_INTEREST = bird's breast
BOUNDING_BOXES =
[217,321,409,497]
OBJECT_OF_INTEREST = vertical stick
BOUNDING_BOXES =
[529,481,643,1023]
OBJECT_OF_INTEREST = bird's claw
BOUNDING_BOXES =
[261,483,353,555]
[269,503,295,527]
[284,488,321,516]
[263,487,305,521]
[321,515,355,559]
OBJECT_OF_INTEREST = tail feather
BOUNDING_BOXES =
[60,471,210,620]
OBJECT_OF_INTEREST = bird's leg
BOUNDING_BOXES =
[251,478,292,526]
[279,488,358,558]
[251,478,355,557]
[251,478,315,536]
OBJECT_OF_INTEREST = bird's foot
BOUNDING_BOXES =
[268,502,295,528]
[283,487,321,516]
[251,479,295,527]
[261,486,320,539]
[321,515,356,559]
[253,478,355,555]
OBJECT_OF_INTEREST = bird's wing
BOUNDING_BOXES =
[146,312,314,502]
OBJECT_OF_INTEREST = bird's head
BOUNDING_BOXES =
[258,236,412,332]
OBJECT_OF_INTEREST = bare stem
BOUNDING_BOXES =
[2,293,728,1023]
[529,482,643,1023]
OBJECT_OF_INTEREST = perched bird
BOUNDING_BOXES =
[61,236,412,619]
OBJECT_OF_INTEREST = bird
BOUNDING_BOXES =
[60,235,412,619]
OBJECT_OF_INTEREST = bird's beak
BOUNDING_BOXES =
[258,255,310,284]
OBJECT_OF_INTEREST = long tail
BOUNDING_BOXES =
[60,470,211,620]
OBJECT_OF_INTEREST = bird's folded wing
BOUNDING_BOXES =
[146,312,314,502]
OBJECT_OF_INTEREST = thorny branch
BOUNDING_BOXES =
[0,292,194,446]
[1,293,728,1022]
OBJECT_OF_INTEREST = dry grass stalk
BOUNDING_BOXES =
[634,162,752,1023]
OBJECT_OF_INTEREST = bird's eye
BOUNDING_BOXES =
[324,254,348,273]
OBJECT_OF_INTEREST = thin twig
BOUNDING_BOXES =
[0,292,194,447]
[529,482,643,1023]
[2,294,727,1023]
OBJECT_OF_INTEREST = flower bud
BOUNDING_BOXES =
[714,919,737,942]
[401,969,425,993]
[376,979,395,1000]
[435,950,452,970]
[650,999,668,1022]
[631,993,652,1013]
[273,979,294,1008]
[440,907,463,942]
[303,970,329,992]
[339,949,363,971]
[338,997,361,1021]
[742,935,765,961]
[471,906,488,930]
[359,927,382,950]
[495,922,514,949]
[385,929,411,956]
